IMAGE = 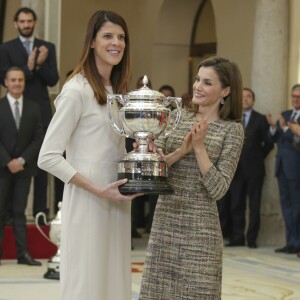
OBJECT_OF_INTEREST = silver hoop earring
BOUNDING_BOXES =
[220,97,225,105]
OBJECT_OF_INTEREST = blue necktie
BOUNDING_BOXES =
[242,113,247,127]
[23,40,31,54]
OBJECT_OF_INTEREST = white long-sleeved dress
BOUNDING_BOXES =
[38,74,131,300]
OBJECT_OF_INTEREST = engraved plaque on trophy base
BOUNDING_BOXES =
[118,173,174,195]
[117,153,174,195]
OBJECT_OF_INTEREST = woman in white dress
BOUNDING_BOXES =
[38,10,141,300]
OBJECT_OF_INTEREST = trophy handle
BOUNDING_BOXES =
[107,94,127,136]
[163,97,182,137]
[35,212,52,243]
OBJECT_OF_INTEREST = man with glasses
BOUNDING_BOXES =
[266,84,300,256]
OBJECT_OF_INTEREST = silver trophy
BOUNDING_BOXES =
[107,75,182,194]
[35,202,62,280]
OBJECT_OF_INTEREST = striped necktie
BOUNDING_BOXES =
[290,111,299,122]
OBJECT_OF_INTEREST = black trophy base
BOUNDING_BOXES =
[44,268,60,280]
[118,173,174,195]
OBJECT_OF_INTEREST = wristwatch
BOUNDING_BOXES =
[18,157,26,166]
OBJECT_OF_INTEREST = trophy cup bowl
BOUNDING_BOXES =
[107,75,182,195]
[35,202,62,280]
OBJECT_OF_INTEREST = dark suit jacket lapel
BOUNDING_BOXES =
[33,38,43,49]
[246,110,256,130]
[3,97,18,131]
[14,38,29,57]
[285,110,293,122]
[19,99,30,133]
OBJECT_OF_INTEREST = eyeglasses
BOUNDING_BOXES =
[291,95,300,100]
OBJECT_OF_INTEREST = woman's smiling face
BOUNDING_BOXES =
[91,21,126,69]
[192,66,229,109]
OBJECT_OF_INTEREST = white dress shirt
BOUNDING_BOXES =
[243,109,252,127]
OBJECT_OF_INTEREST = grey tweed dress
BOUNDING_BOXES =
[139,111,244,300]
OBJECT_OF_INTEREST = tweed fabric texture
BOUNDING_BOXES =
[139,110,244,300]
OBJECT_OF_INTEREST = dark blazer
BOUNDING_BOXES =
[237,110,274,177]
[0,37,59,127]
[269,109,300,180]
[0,96,44,177]
[293,138,300,151]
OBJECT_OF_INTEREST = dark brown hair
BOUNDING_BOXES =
[136,75,152,89]
[159,85,175,97]
[68,10,131,105]
[14,7,37,21]
[5,66,25,79]
[191,56,243,121]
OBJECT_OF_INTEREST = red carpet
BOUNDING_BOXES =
[131,262,144,273]
[2,224,57,259]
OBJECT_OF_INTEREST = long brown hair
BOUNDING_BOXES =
[191,56,243,121]
[68,10,131,105]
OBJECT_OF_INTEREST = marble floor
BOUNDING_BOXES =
[0,234,300,300]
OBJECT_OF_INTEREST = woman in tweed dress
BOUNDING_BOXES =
[139,57,244,300]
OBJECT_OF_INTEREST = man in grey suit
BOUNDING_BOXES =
[0,7,59,218]
[0,66,43,265]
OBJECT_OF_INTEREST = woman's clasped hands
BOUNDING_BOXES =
[159,118,209,166]
[189,118,208,150]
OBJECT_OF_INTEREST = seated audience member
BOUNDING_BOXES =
[0,67,43,265]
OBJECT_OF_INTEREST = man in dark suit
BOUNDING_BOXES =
[0,67,44,265]
[226,88,273,248]
[288,122,300,151]
[266,84,300,254]
[0,7,59,218]
[288,122,300,259]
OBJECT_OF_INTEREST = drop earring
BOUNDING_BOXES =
[220,97,225,105]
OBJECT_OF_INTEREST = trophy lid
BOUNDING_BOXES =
[126,75,165,100]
